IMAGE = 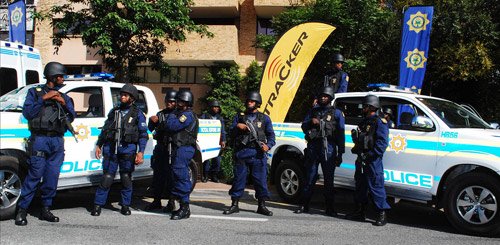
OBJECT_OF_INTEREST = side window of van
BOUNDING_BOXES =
[0,68,18,96]
[26,70,40,85]
[334,97,364,125]
[66,87,104,118]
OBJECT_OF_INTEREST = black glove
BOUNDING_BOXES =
[335,154,343,167]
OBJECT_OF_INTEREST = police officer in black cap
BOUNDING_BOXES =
[324,53,349,93]
[200,100,226,183]
[145,89,177,212]
[15,62,76,226]
[382,107,395,129]
[91,83,148,216]
[295,86,345,216]
[347,94,391,226]
[223,91,276,216]
[165,90,199,220]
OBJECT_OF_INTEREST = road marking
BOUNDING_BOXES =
[133,211,268,222]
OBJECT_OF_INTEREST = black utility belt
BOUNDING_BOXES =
[31,131,64,137]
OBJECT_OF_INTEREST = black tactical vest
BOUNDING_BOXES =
[234,112,267,150]
[172,110,199,147]
[104,105,140,143]
[28,87,65,135]
[325,71,343,92]
[153,109,175,144]
[354,116,378,152]
[306,106,337,142]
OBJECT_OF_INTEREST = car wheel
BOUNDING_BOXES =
[444,172,500,236]
[189,159,198,192]
[0,156,25,220]
[274,159,304,203]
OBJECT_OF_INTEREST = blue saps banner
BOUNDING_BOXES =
[398,6,434,93]
[8,0,26,44]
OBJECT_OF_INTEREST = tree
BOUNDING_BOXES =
[256,0,400,121]
[35,0,212,82]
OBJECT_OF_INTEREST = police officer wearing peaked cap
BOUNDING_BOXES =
[223,91,276,216]
[346,94,391,226]
[295,86,345,216]
[324,53,349,93]
[91,83,149,216]
[16,62,76,226]
[165,90,199,220]
[145,89,178,213]
[200,100,227,183]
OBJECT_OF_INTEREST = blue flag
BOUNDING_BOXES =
[398,6,434,93]
[8,0,26,44]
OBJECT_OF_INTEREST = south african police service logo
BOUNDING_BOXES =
[404,48,427,71]
[10,7,23,27]
[407,11,430,33]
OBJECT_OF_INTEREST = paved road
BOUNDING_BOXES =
[1,181,499,244]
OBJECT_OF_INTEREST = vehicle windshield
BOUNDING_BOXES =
[419,98,492,129]
[0,84,38,112]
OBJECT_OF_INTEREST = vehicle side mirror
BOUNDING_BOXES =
[490,122,499,129]
[411,116,434,131]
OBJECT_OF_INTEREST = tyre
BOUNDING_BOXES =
[274,159,304,203]
[444,172,500,236]
[0,156,25,220]
[189,159,198,192]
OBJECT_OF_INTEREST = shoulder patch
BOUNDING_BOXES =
[36,87,42,92]
[179,114,187,123]
[342,111,345,117]
[381,118,388,124]
[239,112,245,116]
[345,76,349,82]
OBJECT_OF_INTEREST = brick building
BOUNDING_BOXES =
[6,0,292,110]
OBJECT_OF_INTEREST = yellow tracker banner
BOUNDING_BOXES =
[260,22,335,122]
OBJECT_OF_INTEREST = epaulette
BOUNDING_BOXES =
[380,118,388,124]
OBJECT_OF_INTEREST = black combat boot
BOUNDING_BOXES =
[91,205,101,216]
[256,199,273,216]
[374,210,387,226]
[325,200,338,217]
[345,203,365,221]
[15,208,28,226]
[171,202,190,220]
[202,172,208,183]
[223,198,239,215]
[211,174,220,183]
[145,199,162,211]
[163,199,176,213]
[121,205,131,216]
[40,206,59,222]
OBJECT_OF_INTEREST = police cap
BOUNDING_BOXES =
[164,89,177,102]
[363,94,380,109]
[331,53,345,63]
[44,62,67,78]
[120,83,139,100]
[176,90,194,106]
[246,91,262,105]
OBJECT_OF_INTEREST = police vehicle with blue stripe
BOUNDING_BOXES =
[0,73,221,221]
[269,84,500,236]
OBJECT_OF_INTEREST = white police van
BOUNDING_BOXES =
[268,84,500,236]
[0,41,43,95]
[0,74,222,220]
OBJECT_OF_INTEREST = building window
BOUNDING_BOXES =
[257,19,274,35]
[138,66,209,84]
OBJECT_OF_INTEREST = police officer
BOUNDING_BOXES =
[91,83,148,216]
[223,91,276,216]
[15,62,76,226]
[165,90,198,220]
[324,53,349,93]
[382,107,395,129]
[346,94,391,226]
[295,86,345,216]
[145,89,177,212]
[200,100,226,183]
